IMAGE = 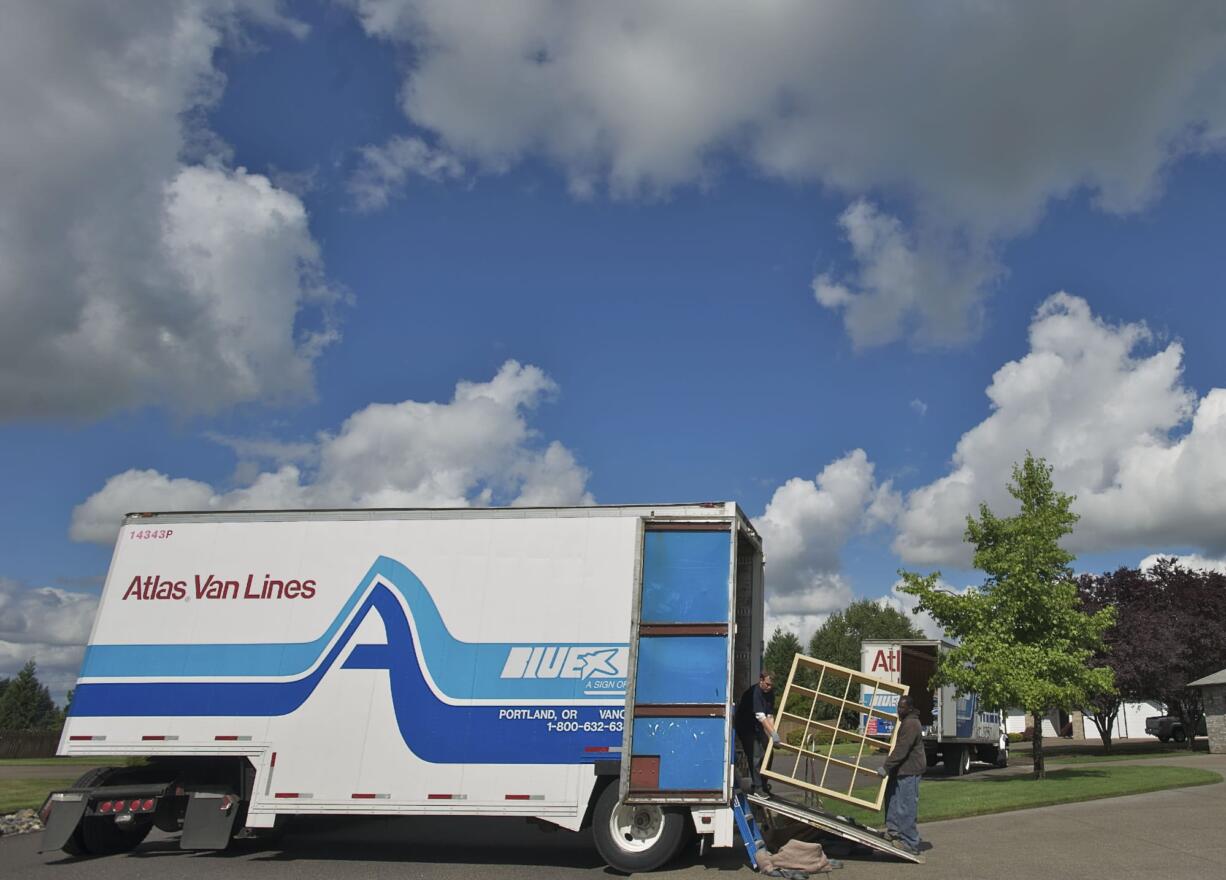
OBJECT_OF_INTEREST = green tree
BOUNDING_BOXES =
[763,626,803,687]
[0,660,61,730]
[899,454,1114,779]
[808,599,925,671]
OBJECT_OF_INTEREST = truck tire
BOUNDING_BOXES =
[1158,734,1170,743]
[79,815,154,855]
[1173,727,1187,743]
[592,782,688,873]
[944,745,970,776]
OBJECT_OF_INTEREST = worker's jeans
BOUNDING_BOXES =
[884,773,921,851]
[738,730,769,792]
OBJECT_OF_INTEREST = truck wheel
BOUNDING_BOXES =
[944,745,970,776]
[79,816,153,855]
[592,783,688,874]
[1173,727,1187,743]
[60,826,90,857]
[1158,735,1170,743]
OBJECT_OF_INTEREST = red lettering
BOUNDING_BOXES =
[871,649,901,673]
[129,572,316,603]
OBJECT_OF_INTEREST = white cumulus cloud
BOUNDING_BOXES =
[895,293,1226,567]
[349,135,466,211]
[70,361,593,544]
[813,201,998,349]
[349,1,1226,345]
[0,578,99,700]
[0,2,341,421]
[755,450,897,640]
[1138,553,1226,574]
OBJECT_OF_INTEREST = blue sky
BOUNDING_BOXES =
[4,2,1226,694]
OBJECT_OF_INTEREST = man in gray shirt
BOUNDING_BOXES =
[876,694,925,857]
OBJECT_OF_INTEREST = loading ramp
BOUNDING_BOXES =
[745,793,924,864]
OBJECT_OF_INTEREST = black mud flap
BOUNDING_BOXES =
[180,791,241,850]
[40,793,88,853]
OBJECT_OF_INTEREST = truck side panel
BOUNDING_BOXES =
[63,516,643,824]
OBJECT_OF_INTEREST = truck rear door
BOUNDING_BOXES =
[621,521,741,804]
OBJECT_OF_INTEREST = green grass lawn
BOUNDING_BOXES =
[0,756,136,767]
[826,765,1221,827]
[0,758,142,814]
[0,777,77,814]
[1046,743,1209,764]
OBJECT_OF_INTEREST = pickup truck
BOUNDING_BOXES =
[1145,714,1207,743]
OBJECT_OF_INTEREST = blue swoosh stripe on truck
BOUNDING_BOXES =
[79,556,627,701]
[70,583,624,764]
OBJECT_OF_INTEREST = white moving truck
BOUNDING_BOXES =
[860,639,1008,774]
[43,504,764,872]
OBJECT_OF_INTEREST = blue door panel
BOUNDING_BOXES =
[634,636,727,704]
[640,531,730,623]
[632,717,726,790]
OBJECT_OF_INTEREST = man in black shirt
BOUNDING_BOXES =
[734,672,780,794]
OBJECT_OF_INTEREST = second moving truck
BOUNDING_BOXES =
[44,503,763,872]
[860,639,1008,774]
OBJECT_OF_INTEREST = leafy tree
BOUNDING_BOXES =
[1149,559,1226,748]
[1089,560,1226,749]
[0,676,9,703]
[1077,567,1165,752]
[763,627,803,689]
[1078,562,1226,751]
[0,660,61,730]
[762,627,808,723]
[900,454,1114,779]
[808,599,925,671]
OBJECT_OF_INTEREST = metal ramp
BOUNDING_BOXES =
[745,793,924,864]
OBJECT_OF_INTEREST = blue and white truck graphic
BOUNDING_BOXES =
[44,504,764,873]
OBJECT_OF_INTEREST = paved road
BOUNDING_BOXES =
[4,753,1222,879]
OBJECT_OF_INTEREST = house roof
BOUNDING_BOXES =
[1188,668,1226,688]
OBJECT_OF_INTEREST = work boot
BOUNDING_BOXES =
[890,839,925,863]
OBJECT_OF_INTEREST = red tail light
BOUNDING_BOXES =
[113,800,126,812]
[142,799,155,812]
[99,801,114,814]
